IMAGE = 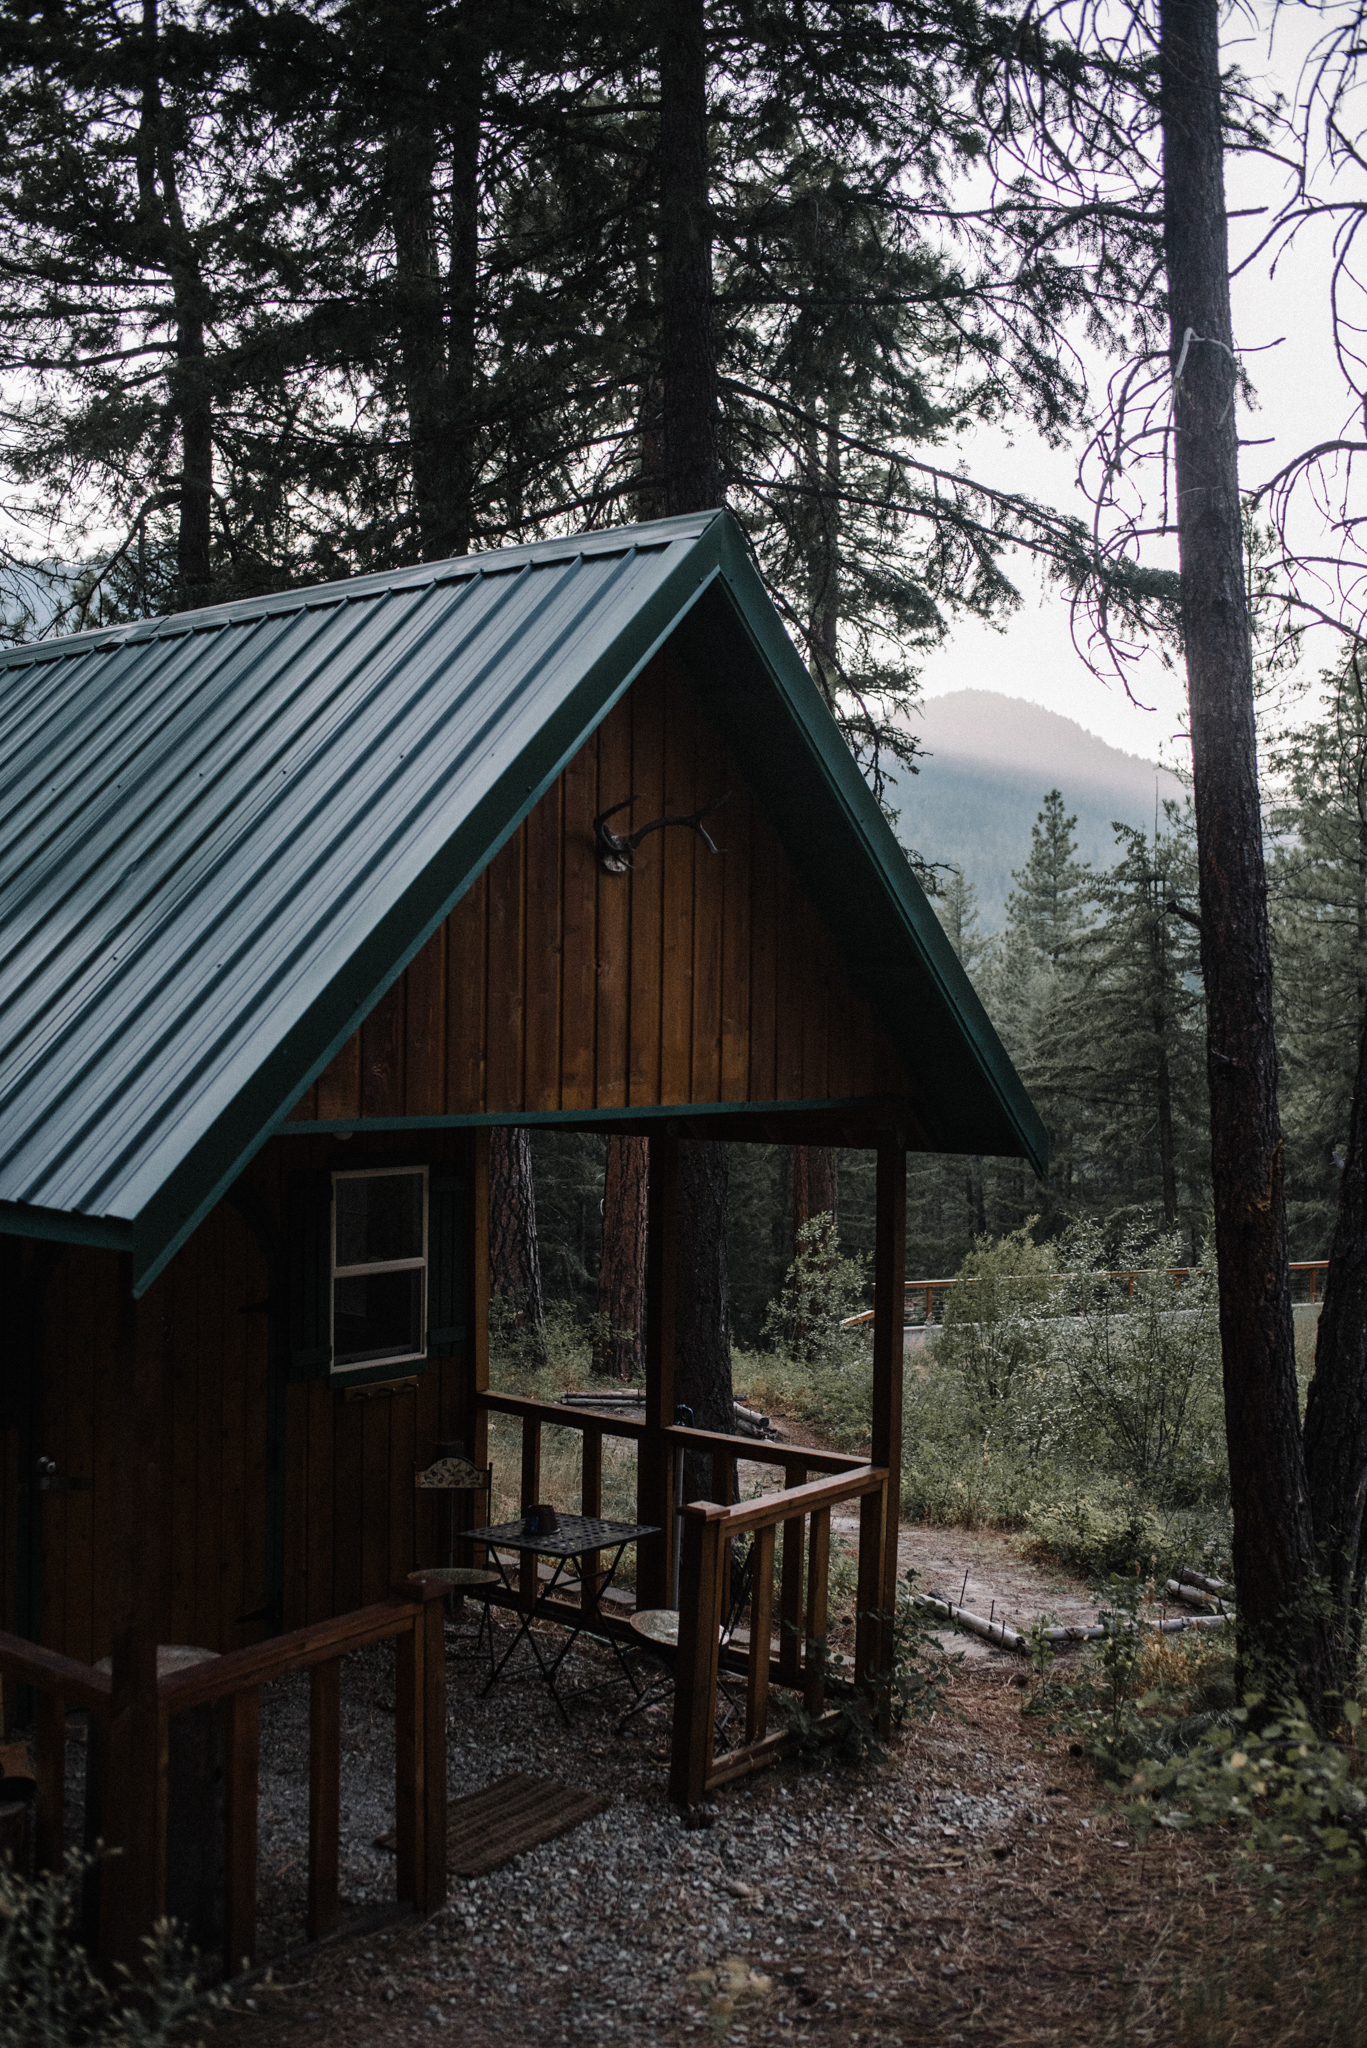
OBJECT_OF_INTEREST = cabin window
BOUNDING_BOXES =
[331,1167,428,1374]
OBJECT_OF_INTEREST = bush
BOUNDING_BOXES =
[760,1215,870,1371]
[899,1223,1231,1572]
[0,1852,201,2046]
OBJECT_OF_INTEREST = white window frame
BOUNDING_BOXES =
[330,1165,429,1376]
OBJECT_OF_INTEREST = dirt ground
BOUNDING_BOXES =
[189,1524,1344,2048]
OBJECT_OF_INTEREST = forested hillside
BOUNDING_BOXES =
[889,690,1186,927]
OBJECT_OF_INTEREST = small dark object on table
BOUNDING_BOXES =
[523,1504,560,1536]
[465,1513,660,1723]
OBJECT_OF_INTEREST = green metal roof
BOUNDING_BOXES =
[0,510,1045,1291]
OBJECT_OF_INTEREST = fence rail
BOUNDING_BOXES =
[842,1259,1333,1330]
[670,1462,890,1808]
[0,1580,447,1976]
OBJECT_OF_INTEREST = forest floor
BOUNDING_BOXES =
[200,1520,1367,2048]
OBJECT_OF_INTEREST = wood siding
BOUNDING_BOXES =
[288,647,910,1125]
[8,1132,478,1661]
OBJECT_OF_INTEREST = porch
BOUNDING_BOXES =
[0,1131,908,1976]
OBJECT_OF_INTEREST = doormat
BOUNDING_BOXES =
[374,1772,610,1877]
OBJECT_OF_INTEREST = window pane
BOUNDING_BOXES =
[333,1269,424,1366]
[335,1172,424,1268]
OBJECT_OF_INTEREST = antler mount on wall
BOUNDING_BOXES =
[593,794,729,874]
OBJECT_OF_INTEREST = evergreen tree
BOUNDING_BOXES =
[1038,806,1207,1236]
[1269,662,1367,1257]
[1004,791,1091,967]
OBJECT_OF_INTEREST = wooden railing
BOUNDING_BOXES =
[669,1462,890,1809]
[477,1388,647,1613]
[0,1580,447,1977]
[843,1259,1333,1329]
[475,1387,870,1627]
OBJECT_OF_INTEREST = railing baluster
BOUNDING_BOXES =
[222,1687,259,1979]
[581,1424,603,1613]
[307,1659,340,1940]
[804,1508,831,1717]
[779,1457,806,1685]
[745,1524,775,1743]
[34,1689,65,1873]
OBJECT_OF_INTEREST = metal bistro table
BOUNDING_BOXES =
[466,1513,659,1722]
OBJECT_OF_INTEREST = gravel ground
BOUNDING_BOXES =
[196,1535,1147,2048]
[50,1530,1163,2045]
[211,1630,1250,2048]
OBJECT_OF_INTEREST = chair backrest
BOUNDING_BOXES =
[414,1456,490,1494]
[720,1537,756,1649]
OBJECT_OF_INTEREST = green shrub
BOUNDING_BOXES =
[760,1214,870,1371]
[0,1852,201,2046]
[897,1224,1230,1567]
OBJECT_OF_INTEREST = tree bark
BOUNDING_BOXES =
[488,1127,545,1343]
[446,10,482,555]
[659,0,719,515]
[788,1145,838,1251]
[1160,0,1323,1710]
[1155,1043,1177,1225]
[676,1140,731,1500]
[137,0,212,605]
[596,1135,649,1379]
[388,1,451,563]
[1304,1004,1367,1696]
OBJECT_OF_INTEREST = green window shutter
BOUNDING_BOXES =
[427,1163,467,1355]
[287,1171,333,1381]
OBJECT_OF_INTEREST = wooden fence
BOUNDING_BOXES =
[472,1390,867,1620]
[843,1259,1333,1330]
[0,1579,447,1976]
[669,1462,890,1808]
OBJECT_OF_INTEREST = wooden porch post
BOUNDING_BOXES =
[454,1129,490,1571]
[464,1129,491,1473]
[100,1259,171,1968]
[869,1133,907,1735]
[638,1135,679,1611]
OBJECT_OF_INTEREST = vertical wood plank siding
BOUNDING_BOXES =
[291,648,909,1125]
[19,1134,474,1660]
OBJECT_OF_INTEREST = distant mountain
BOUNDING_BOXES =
[887,689,1187,929]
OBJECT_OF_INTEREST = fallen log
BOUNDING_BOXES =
[919,1593,1231,1654]
[1176,1567,1228,1597]
[1166,1578,1229,1613]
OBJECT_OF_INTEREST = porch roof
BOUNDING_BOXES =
[0,511,1045,1290]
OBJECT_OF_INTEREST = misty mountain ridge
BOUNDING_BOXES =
[886,689,1187,929]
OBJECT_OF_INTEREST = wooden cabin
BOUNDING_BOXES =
[0,510,1044,1967]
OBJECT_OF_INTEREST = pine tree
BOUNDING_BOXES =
[1268,663,1367,1255]
[1039,806,1207,1234]
[1004,791,1092,967]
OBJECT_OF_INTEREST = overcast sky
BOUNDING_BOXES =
[916,1,1362,768]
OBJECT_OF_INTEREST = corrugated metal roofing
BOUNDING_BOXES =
[0,510,1045,1290]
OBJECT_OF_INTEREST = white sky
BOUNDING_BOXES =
[915,2,1361,767]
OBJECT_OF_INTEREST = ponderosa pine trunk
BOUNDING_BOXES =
[788,1146,838,1251]
[1304,1005,1367,1696]
[489,1127,545,1349]
[657,0,733,1493]
[659,0,719,515]
[676,1141,731,1501]
[1160,0,1324,1711]
[137,0,212,604]
[388,0,451,562]
[596,1136,648,1379]
[446,17,482,556]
